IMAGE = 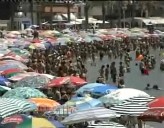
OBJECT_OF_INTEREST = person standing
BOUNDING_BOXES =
[32,29,39,39]
[119,62,124,77]
[105,64,109,82]
[110,62,117,83]
[99,65,105,79]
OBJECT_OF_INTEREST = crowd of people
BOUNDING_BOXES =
[22,29,162,104]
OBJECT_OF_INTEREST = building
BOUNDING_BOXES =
[87,1,164,23]
[0,1,82,30]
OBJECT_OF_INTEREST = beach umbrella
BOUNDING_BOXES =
[40,74,55,79]
[0,98,37,118]
[0,114,32,128]
[0,54,27,63]
[62,28,72,33]
[91,36,103,41]
[55,37,71,45]
[91,85,117,94]
[2,87,47,99]
[138,97,164,121]
[9,48,30,58]
[110,102,149,116]
[0,115,56,128]
[32,117,57,128]
[9,31,21,35]
[122,96,155,105]
[77,83,107,92]
[0,48,10,57]
[99,88,150,106]
[63,96,103,110]
[0,60,28,71]
[83,36,93,43]
[48,119,66,128]
[61,107,118,124]
[1,68,23,76]
[139,108,164,122]
[8,72,39,81]
[28,98,60,112]
[48,76,87,87]
[147,96,164,108]
[50,106,77,117]
[1,68,24,78]
[29,43,46,50]
[0,76,10,86]
[12,75,50,88]
[0,86,11,92]
[87,121,127,128]
[76,83,117,96]
[32,38,41,43]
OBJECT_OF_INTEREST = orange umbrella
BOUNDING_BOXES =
[28,98,60,112]
[136,54,144,61]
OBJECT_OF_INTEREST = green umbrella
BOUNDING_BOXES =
[9,48,30,58]
[2,87,47,99]
[12,75,50,88]
[5,72,21,78]
[0,86,11,92]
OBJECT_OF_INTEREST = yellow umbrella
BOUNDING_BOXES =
[32,117,56,128]
[29,44,36,49]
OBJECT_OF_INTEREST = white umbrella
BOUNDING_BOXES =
[122,96,155,105]
[0,86,11,92]
[99,88,150,106]
[110,102,149,116]
[40,74,55,79]
[62,107,118,124]
[9,31,21,35]
[87,122,127,128]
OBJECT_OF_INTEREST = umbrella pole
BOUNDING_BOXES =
[138,119,143,128]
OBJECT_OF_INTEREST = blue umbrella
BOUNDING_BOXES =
[48,119,66,128]
[51,97,103,117]
[91,85,118,95]
[76,98,103,110]
[43,41,53,49]
[76,83,109,94]
[0,76,10,86]
[65,97,103,110]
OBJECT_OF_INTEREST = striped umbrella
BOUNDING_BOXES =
[0,98,37,118]
[110,102,149,116]
[0,86,11,92]
[99,88,150,106]
[8,72,39,81]
[88,122,126,128]
[122,96,155,105]
[62,107,117,124]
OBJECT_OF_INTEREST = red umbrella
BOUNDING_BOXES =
[139,97,164,122]
[32,38,41,43]
[148,96,164,108]
[1,68,23,76]
[48,76,87,87]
